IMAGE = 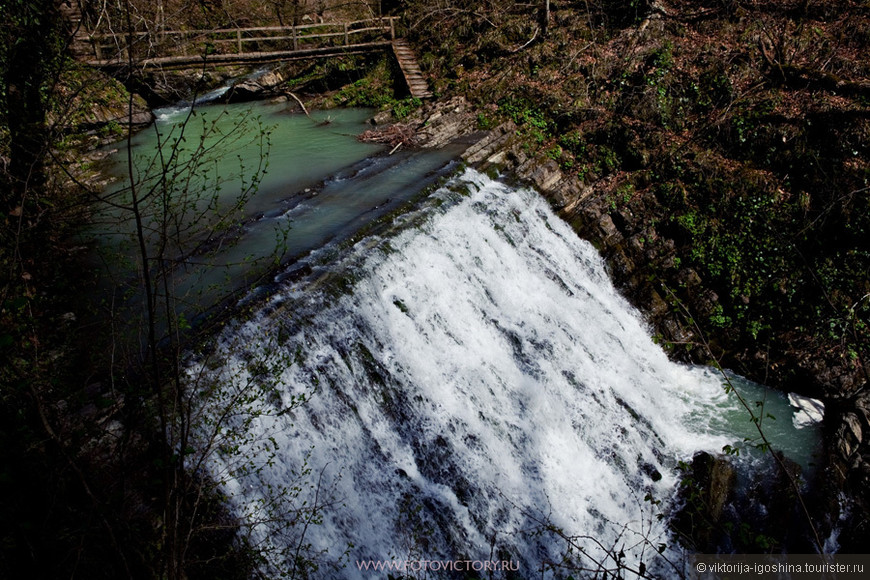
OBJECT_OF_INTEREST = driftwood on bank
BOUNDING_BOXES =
[357,123,418,148]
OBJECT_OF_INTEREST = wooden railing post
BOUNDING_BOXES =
[390,17,395,40]
[344,22,348,46]
[237,29,242,53]
[292,25,298,50]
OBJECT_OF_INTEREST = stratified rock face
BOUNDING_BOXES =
[463,121,516,165]
[416,96,478,148]
[369,96,481,150]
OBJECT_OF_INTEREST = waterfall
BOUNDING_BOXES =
[191,169,803,578]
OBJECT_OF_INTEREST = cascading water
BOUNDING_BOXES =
[192,168,822,578]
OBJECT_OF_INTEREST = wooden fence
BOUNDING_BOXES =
[86,17,397,68]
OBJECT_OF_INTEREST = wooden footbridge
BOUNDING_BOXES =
[72,15,431,98]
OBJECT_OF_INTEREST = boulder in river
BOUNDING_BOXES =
[673,449,824,553]
[224,70,286,103]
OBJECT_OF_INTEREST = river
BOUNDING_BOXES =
[102,100,823,577]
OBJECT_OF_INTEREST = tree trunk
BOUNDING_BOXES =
[2,2,60,216]
[539,0,550,37]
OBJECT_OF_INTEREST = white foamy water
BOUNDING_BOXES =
[154,84,233,122]
[190,169,806,578]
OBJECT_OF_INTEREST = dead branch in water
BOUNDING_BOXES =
[285,91,312,120]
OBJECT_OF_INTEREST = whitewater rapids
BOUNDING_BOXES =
[192,169,759,578]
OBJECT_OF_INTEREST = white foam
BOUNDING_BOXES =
[789,392,826,428]
[194,169,775,577]
[154,84,232,123]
